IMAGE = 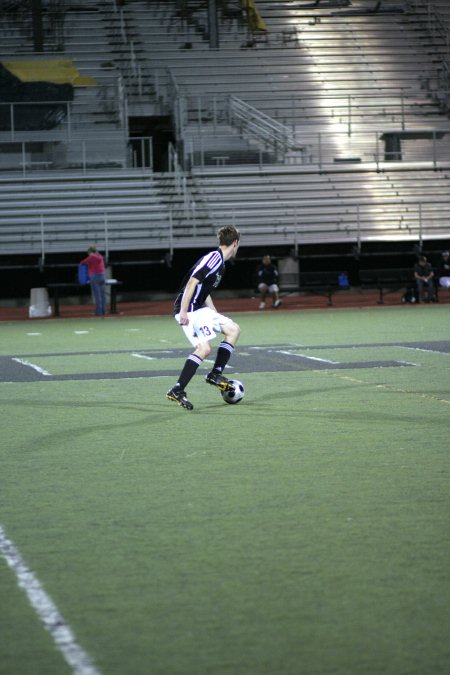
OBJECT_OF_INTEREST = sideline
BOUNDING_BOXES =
[0,524,101,675]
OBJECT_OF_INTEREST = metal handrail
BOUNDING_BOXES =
[228,95,296,157]
[0,136,152,174]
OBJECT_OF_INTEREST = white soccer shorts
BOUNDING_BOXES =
[175,307,232,347]
[439,276,450,289]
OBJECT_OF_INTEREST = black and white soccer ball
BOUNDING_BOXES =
[221,379,245,405]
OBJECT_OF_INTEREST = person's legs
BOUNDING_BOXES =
[90,274,106,315]
[167,340,211,410]
[167,309,218,409]
[98,277,106,314]
[416,279,425,302]
[269,283,282,308]
[175,341,211,391]
[258,283,268,309]
[90,275,104,315]
[205,319,240,390]
[426,278,435,301]
[167,309,241,406]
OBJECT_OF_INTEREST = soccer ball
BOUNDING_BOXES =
[221,379,245,405]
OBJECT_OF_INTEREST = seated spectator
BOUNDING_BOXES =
[414,255,435,303]
[257,254,282,309]
[436,250,450,290]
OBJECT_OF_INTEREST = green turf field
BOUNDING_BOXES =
[1,306,449,675]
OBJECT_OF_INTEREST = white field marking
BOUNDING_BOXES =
[12,358,52,376]
[203,358,232,368]
[74,331,89,335]
[0,524,102,675]
[125,328,140,332]
[131,352,155,361]
[26,332,42,336]
[250,344,305,349]
[397,360,418,366]
[398,345,450,356]
[277,350,340,365]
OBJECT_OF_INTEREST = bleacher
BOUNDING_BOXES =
[0,173,174,254]
[0,3,128,171]
[189,165,450,246]
[0,0,450,264]
[101,0,450,171]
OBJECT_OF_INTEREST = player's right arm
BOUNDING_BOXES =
[179,276,199,325]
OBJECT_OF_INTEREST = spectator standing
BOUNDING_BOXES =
[257,254,282,309]
[80,245,106,316]
[414,255,435,303]
[436,250,450,290]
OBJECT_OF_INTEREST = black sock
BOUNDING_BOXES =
[176,353,203,390]
[212,341,234,373]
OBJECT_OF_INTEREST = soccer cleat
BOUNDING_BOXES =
[273,299,282,308]
[166,387,193,410]
[205,371,233,392]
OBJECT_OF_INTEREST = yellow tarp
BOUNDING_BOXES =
[2,59,96,86]
[241,0,267,32]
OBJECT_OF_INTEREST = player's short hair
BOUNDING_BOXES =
[88,245,97,253]
[217,225,240,247]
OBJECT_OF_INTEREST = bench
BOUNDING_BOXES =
[281,271,343,306]
[299,271,345,306]
[359,268,415,304]
[46,279,122,317]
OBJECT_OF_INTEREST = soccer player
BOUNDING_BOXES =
[166,225,241,410]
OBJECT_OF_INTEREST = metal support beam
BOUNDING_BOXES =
[207,0,219,49]
[31,0,44,52]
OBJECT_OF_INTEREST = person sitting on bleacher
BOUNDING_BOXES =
[257,255,282,310]
[436,250,450,290]
[414,256,435,303]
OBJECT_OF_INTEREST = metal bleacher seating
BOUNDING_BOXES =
[0,2,128,172]
[188,164,450,247]
[120,0,450,163]
[0,173,167,254]
[1,0,450,259]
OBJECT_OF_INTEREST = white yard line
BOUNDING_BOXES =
[277,350,340,365]
[131,352,155,361]
[0,524,101,675]
[398,345,450,356]
[12,358,52,376]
